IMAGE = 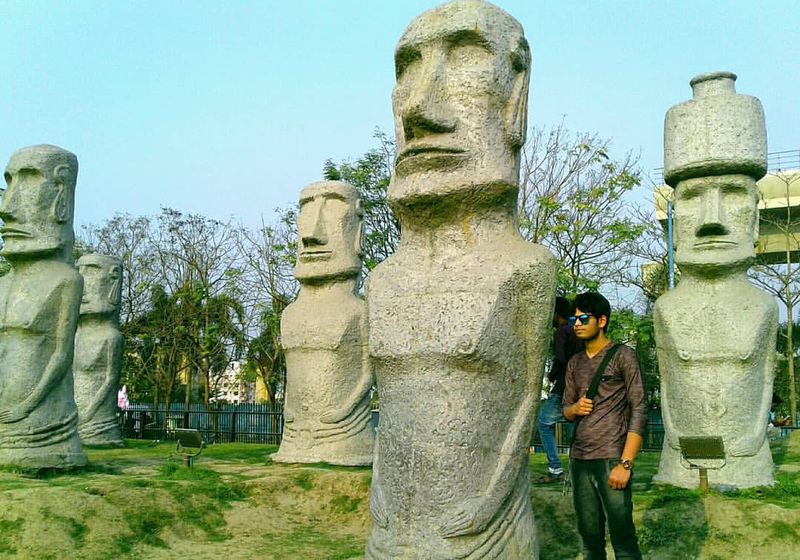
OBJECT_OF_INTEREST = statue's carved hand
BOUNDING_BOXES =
[320,408,346,424]
[727,434,764,457]
[283,410,295,423]
[439,496,493,538]
[369,486,388,528]
[0,407,27,423]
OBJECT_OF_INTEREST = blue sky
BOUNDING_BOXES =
[1,0,797,230]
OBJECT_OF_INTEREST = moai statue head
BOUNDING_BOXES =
[78,254,122,322]
[388,0,530,216]
[0,144,78,263]
[664,72,767,276]
[294,180,363,284]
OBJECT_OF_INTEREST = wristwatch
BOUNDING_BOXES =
[619,458,633,471]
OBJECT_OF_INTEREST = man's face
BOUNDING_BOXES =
[294,182,362,283]
[571,307,605,341]
[0,149,74,259]
[388,0,528,207]
[673,174,758,273]
[79,257,121,317]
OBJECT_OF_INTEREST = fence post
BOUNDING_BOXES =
[230,409,237,443]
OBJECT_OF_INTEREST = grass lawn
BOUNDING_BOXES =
[0,434,797,559]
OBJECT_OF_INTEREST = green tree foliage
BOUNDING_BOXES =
[518,121,644,294]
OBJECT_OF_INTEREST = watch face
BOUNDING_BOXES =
[621,459,633,470]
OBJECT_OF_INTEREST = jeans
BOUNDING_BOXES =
[571,458,642,560]
[537,392,564,473]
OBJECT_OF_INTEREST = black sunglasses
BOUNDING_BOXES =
[568,313,595,326]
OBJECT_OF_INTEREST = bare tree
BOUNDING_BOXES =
[517,121,644,294]
[749,170,800,424]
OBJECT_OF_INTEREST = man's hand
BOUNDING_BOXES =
[608,464,631,490]
[572,396,594,417]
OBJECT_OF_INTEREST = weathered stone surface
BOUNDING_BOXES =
[74,254,124,446]
[365,2,556,558]
[271,180,374,466]
[654,73,777,489]
[664,71,767,187]
[0,144,87,469]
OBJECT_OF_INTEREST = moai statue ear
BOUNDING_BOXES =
[51,164,72,223]
[108,265,122,306]
[354,198,365,259]
[504,42,531,149]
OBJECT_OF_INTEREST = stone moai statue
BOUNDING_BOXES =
[653,72,777,488]
[365,1,556,558]
[271,180,374,466]
[74,254,125,446]
[0,144,87,469]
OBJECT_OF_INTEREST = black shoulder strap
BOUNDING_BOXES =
[586,344,621,399]
[569,344,621,451]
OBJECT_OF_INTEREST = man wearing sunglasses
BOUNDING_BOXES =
[563,292,646,560]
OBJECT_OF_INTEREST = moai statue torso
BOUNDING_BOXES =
[272,181,374,466]
[366,2,556,558]
[74,254,125,446]
[0,145,87,469]
[653,72,777,489]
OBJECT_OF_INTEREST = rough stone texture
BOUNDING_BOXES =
[0,145,87,469]
[654,73,777,489]
[271,180,374,466]
[74,254,124,446]
[365,2,556,558]
[664,71,767,187]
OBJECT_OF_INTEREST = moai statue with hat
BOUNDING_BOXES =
[653,72,777,488]
[272,180,374,466]
[0,144,87,469]
[74,254,125,446]
[365,1,556,557]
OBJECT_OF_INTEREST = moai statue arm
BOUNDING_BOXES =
[0,277,81,423]
[439,277,553,539]
[83,332,124,423]
[319,310,374,425]
[653,305,681,450]
[729,305,778,457]
[368,431,389,528]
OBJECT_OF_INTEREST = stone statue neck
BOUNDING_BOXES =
[399,205,518,253]
[678,268,750,289]
[78,313,115,328]
[297,277,358,299]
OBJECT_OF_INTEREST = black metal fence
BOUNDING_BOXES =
[122,403,665,451]
[121,403,284,444]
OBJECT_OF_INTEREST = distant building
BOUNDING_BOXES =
[212,361,257,404]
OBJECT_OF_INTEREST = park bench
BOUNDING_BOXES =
[174,428,205,467]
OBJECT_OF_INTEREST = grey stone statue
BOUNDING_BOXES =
[653,72,777,488]
[0,144,87,469]
[74,254,125,446]
[365,1,556,557]
[272,180,374,466]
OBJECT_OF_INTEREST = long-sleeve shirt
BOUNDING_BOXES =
[548,323,582,395]
[563,342,647,460]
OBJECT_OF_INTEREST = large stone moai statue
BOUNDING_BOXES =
[0,145,87,469]
[74,254,125,446]
[653,72,777,489]
[272,180,374,466]
[365,1,556,558]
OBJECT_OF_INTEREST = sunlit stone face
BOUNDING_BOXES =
[78,254,122,318]
[388,0,530,209]
[294,181,362,283]
[674,174,758,273]
[0,145,77,260]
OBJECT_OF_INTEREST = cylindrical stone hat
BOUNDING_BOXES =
[663,71,767,187]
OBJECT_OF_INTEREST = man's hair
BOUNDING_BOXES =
[574,292,611,332]
[554,296,571,319]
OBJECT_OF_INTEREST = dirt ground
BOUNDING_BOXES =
[0,435,798,559]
